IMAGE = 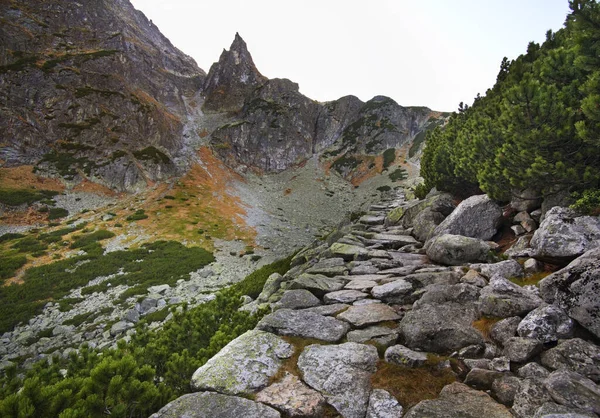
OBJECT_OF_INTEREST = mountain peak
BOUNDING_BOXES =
[203,33,267,112]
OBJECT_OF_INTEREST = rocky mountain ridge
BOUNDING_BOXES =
[151,189,600,418]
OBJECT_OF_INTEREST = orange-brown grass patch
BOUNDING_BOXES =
[472,316,501,342]
[72,179,119,197]
[138,147,255,249]
[350,155,383,187]
[284,188,292,196]
[371,357,456,409]
[0,166,64,192]
[510,271,552,287]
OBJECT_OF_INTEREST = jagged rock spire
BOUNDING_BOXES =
[203,33,267,113]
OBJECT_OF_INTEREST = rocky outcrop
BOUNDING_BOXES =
[0,0,204,191]
[531,207,600,263]
[539,248,600,338]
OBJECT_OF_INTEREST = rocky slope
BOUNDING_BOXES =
[152,190,600,417]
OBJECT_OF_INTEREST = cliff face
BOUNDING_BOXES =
[206,36,434,175]
[0,0,204,191]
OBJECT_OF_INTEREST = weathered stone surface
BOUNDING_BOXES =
[412,207,447,242]
[503,337,543,363]
[329,243,369,261]
[350,263,380,276]
[290,274,345,296]
[533,402,597,418]
[345,279,379,291]
[479,274,542,318]
[337,303,400,327]
[367,234,418,249]
[323,290,369,304]
[399,303,484,354]
[255,374,325,418]
[517,305,575,343]
[306,258,348,277]
[301,303,349,317]
[539,248,600,339]
[464,368,505,390]
[492,375,522,406]
[518,363,551,379]
[274,289,321,310]
[412,283,480,309]
[490,316,522,346]
[366,389,404,418]
[513,378,553,418]
[474,259,524,280]
[460,269,488,287]
[360,215,386,225]
[541,338,600,383]
[544,369,600,414]
[524,258,544,274]
[257,273,285,303]
[149,392,281,418]
[511,189,543,212]
[298,343,379,418]
[190,330,293,396]
[431,194,503,241]
[385,344,428,367]
[371,279,413,301]
[490,356,511,372]
[426,234,491,266]
[110,321,133,337]
[531,207,600,262]
[505,235,534,258]
[347,325,399,344]
[404,382,512,418]
[257,309,350,342]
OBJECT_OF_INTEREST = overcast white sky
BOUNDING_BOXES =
[130,0,571,111]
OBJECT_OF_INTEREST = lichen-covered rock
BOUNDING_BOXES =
[511,189,543,212]
[149,392,281,418]
[366,389,404,418]
[257,309,350,342]
[328,243,369,261]
[323,290,369,304]
[257,273,285,303]
[503,337,543,363]
[517,305,574,343]
[431,194,502,241]
[404,382,512,417]
[533,401,597,418]
[190,330,293,395]
[290,273,345,296]
[531,207,600,263]
[492,375,522,406]
[479,275,542,318]
[512,378,553,418]
[337,303,401,327]
[273,289,321,310]
[371,279,413,302]
[490,317,522,346]
[298,342,379,418]
[306,258,348,277]
[399,303,484,354]
[255,374,325,417]
[426,234,492,266]
[518,363,550,379]
[384,344,428,367]
[473,259,524,280]
[347,325,399,344]
[464,368,505,391]
[544,369,600,415]
[539,248,600,339]
[412,283,480,310]
[540,338,600,383]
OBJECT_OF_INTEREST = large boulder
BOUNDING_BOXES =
[531,207,600,263]
[538,248,600,339]
[540,338,600,383]
[298,342,379,418]
[149,392,281,418]
[404,382,512,418]
[426,234,491,266]
[190,330,293,396]
[386,192,455,227]
[398,303,484,354]
[431,194,502,241]
[256,309,350,342]
[517,305,574,343]
[479,274,543,318]
[544,369,600,415]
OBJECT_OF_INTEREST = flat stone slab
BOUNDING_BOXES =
[338,274,388,283]
[149,392,281,418]
[191,330,293,396]
[347,325,399,343]
[290,273,345,296]
[337,303,401,327]
[301,303,349,316]
[329,242,369,261]
[367,234,418,249]
[298,342,379,418]
[256,374,325,417]
[385,344,428,367]
[359,215,386,225]
[324,290,369,304]
[274,289,321,310]
[371,279,413,300]
[257,309,350,342]
[345,279,379,291]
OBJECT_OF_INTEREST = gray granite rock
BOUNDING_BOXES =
[298,342,379,418]
[149,392,281,418]
[503,337,543,363]
[464,368,505,390]
[517,305,575,343]
[541,338,600,383]
[385,344,428,367]
[366,389,403,418]
[255,374,325,417]
[479,274,542,318]
[290,273,345,296]
[274,289,321,310]
[323,290,369,304]
[544,369,600,414]
[492,375,522,406]
[337,303,401,327]
[257,309,350,342]
[426,234,492,266]
[518,363,551,379]
[190,330,293,396]
[490,316,522,346]
[533,401,597,418]
[513,378,553,418]
[347,325,399,344]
